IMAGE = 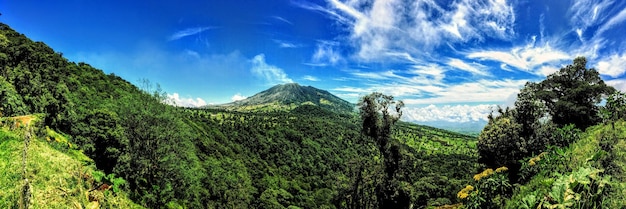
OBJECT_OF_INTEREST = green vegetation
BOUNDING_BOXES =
[2,21,626,209]
[0,116,142,209]
[0,23,477,208]
[468,57,626,209]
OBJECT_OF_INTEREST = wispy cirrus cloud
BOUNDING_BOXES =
[251,54,293,85]
[568,0,614,34]
[466,38,570,75]
[302,75,320,81]
[310,40,342,66]
[595,7,626,37]
[297,0,516,62]
[447,58,489,76]
[273,39,301,48]
[169,26,214,41]
[271,16,293,25]
[335,67,525,105]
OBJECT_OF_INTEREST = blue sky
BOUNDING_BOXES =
[2,0,626,124]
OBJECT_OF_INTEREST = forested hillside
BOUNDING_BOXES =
[0,23,479,208]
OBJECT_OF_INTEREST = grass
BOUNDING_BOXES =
[0,120,143,209]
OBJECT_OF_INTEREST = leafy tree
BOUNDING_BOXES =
[478,107,525,170]
[358,92,409,209]
[535,57,615,130]
[514,82,546,139]
[602,91,626,125]
[0,76,27,116]
[72,108,127,173]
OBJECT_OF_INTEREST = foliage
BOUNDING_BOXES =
[507,120,626,209]
[601,91,626,124]
[357,92,410,208]
[535,57,615,130]
[478,107,525,171]
[460,167,511,209]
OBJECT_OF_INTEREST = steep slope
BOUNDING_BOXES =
[210,83,354,113]
[504,120,626,208]
[0,116,142,208]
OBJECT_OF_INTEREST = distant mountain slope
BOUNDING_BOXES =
[417,120,487,136]
[209,83,354,113]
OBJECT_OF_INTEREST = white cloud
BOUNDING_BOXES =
[333,76,526,105]
[569,0,613,33]
[300,0,516,62]
[596,7,626,36]
[169,27,213,41]
[273,39,301,48]
[311,41,342,65]
[467,41,570,75]
[302,75,320,81]
[537,65,559,76]
[231,93,247,102]
[447,58,489,76]
[166,93,207,107]
[403,104,496,123]
[606,79,626,92]
[272,16,293,25]
[279,42,298,48]
[596,52,626,78]
[402,79,527,104]
[251,54,293,85]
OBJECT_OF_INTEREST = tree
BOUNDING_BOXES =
[478,107,525,170]
[535,57,615,130]
[0,76,27,116]
[513,82,559,154]
[602,91,626,125]
[514,82,545,139]
[357,92,409,209]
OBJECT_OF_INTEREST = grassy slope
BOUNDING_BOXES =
[506,120,626,208]
[0,119,142,209]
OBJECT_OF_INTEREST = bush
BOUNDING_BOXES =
[478,109,524,169]
[459,167,511,209]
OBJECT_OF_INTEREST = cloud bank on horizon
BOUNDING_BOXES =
[3,0,626,123]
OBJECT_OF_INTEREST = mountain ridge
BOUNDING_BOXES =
[207,83,355,113]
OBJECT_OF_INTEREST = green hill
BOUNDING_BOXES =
[208,83,355,113]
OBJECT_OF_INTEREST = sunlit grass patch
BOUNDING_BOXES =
[0,127,142,208]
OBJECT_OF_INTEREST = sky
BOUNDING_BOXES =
[2,0,626,124]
